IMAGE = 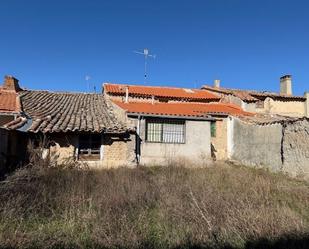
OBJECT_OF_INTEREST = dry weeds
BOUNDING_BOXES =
[0,162,308,249]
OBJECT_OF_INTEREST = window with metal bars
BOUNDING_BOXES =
[78,134,101,160]
[146,119,185,144]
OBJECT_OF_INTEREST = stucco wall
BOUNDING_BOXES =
[230,117,309,178]
[135,118,211,166]
[263,98,305,117]
[211,119,228,160]
[218,93,306,117]
[231,118,283,171]
[282,120,309,177]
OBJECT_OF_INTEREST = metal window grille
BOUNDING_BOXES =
[146,119,185,144]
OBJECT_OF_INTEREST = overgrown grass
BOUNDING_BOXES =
[0,163,308,249]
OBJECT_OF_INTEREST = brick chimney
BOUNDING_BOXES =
[3,75,21,92]
[280,75,292,95]
[214,79,220,88]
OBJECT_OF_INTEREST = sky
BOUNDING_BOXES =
[0,0,308,95]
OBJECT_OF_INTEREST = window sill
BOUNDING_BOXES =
[145,141,185,144]
[78,155,101,161]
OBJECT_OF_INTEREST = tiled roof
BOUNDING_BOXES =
[202,85,306,102]
[113,101,251,118]
[239,114,309,125]
[104,83,220,101]
[0,89,20,113]
[5,90,128,133]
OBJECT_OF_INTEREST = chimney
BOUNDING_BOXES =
[3,75,21,92]
[125,86,129,103]
[214,79,220,88]
[280,75,292,95]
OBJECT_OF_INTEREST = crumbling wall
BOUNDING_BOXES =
[282,120,309,177]
[231,118,283,171]
[211,119,228,160]
[231,117,309,178]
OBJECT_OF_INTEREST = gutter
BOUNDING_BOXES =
[127,112,216,121]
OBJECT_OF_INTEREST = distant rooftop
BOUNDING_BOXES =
[113,101,252,118]
[202,85,306,102]
[103,83,220,101]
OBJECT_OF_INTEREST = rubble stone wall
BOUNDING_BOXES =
[282,119,309,177]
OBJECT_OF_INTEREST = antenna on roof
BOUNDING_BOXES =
[85,75,91,92]
[134,48,156,84]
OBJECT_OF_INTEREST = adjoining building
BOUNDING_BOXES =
[103,83,252,162]
[1,76,135,170]
[202,75,309,117]
[0,76,27,172]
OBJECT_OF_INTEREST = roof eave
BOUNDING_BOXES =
[127,112,216,121]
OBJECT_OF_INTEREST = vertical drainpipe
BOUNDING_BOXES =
[136,115,141,164]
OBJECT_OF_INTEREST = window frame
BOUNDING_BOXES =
[210,121,216,138]
[78,134,102,161]
[145,118,186,144]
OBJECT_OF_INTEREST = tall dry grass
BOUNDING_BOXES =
[0,162,308,249]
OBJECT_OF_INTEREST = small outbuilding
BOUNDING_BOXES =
[1,77,136,168]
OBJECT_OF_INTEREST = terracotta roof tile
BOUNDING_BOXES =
[104,83,220,101]
[0,89,20,113]
[5,91,128,133]
[113,101,251,117]
[202,85,306,102]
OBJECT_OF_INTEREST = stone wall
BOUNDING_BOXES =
[282,119,309,177]
[102,134,136,168]
[48,132,136,168]
[133,118,211,166]
[49,134,78,163]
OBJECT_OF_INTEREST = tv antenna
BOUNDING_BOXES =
[134,48,156,83]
